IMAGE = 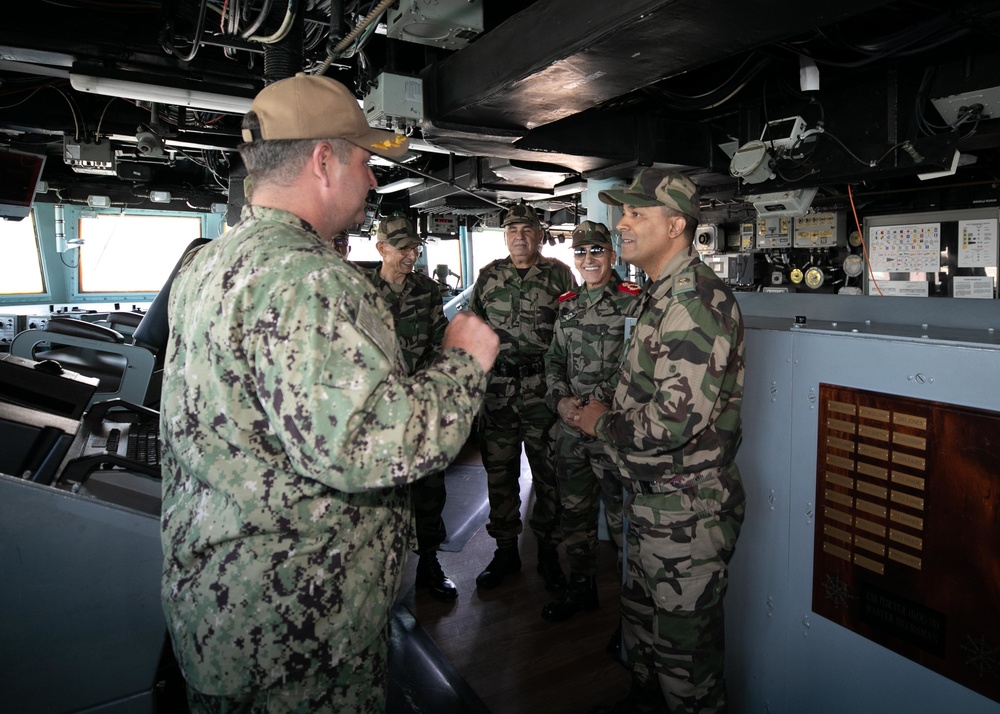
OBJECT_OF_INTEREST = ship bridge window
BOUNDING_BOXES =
[78,212,202,294]
[0,211,46,295]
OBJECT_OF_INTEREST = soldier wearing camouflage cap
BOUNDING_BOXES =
[160,73,498,714]
[470,201,576,592]
[541,221,640,625]
[579,168,746,714]
[370,214,457,601]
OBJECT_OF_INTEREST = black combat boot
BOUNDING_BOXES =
[415,550,458,600]
[475,544,521,589]
[606,621,628,667]
[536,545,568,592]
[588,676,667,714]
[540,572,598,622]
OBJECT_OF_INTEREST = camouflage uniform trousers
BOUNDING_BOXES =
[553,421,624,576]
[479,371,561,548]
[620,463,745,714]
[186,625,389,714]
[412,469,447,552]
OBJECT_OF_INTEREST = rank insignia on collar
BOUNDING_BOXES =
[557,290,577,302]
[618,281,642,295]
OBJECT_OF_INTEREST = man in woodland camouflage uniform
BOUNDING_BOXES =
[369,214,458,600]
[541,220,640,623]
[470,203,576,591]
[577,169,746,714]
[159,73,498,714]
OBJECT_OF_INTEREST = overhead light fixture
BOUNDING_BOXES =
[917,149,961,181]
[374,176,424,194]
[211,202,228,214]
[87,195,110,208]
[149,190,172,203]
[69,74,254,114]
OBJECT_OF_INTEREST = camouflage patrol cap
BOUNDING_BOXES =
[241,73,409,159]
[598,168,700,222]
[501,203,542,227]
[571,220,612,248]
[376,215,423,249]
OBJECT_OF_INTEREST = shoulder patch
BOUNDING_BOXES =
[557,290,578,302]
[674,271,696,295]
[618,281,642,295]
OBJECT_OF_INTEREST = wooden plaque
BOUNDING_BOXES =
[813,384,1000,703]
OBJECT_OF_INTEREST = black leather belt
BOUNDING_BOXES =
[492,359,545,378]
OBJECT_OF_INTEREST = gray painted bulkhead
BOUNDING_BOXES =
[728,293,1000,713]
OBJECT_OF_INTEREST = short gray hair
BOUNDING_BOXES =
[239,110,354,187]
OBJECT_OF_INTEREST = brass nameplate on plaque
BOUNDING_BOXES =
[857,443,889,461]
[893,412,927,430]
[856,481,887,499]
[891,471,925,490]
[858,424,890,441]
[827,418,857,433]
[829,401,857,415]
[826,454,854,470]
[825,472,854,489]
[856,499,886,518]
[890,509,924,530]
[814,384,1000,704]
[859,406,890,422]
[826,436,854,451]
[856,462,888,480]
[893,432,927,450]
[889,529,923,550]
[855,518,885,537]
[892,451,926,471]
[825,507,852,526]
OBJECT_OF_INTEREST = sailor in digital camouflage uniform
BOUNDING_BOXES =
[541,220,641,623]
[577,169,746,714]
[469,203,576,591]
[369,214,458,600]
[159,73,499,714]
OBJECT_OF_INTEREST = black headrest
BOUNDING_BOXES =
[45,317,124,343]
[132,237,211,353]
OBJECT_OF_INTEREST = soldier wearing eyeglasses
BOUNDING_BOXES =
[541,221,640,624]
[370,214,458,600]
[470,203,576,592]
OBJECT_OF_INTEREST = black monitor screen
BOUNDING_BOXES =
[0,149,46,221]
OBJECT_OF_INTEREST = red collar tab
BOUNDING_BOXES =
[618,281,642,295]
[557,290,578,302]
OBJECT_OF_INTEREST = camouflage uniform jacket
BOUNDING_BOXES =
[369,266,448,375]
[470,254,575,374]
[544,273,641,412]
[160,205,486,696]
[594,243,745,488]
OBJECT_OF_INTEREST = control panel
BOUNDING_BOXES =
[793,211,846,248]
[0,315,17,351]
[23,315,50,331]
[757,216,792,249]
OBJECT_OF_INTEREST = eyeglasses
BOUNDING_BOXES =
[573,245,607,257]
[333,238,350,247]
[396,244,422,256]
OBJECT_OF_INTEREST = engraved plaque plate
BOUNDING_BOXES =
[813,384,1000,704]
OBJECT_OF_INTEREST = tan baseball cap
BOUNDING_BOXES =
[241,73,409,159]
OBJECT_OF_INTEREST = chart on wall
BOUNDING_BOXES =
[812,384,1000,704]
